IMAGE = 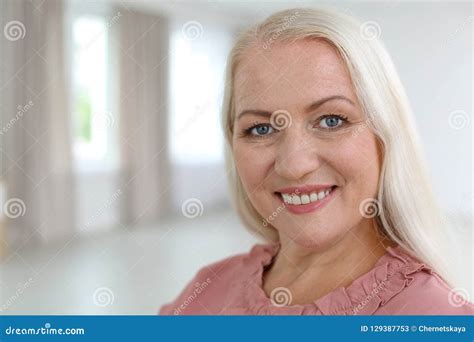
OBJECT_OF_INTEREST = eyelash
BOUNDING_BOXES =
[317,113,349,129]
[242,123,277,138]
[241,113,349,138]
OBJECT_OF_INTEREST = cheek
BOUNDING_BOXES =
[232,143,277,215]
[232,143,272,191]
[334,132,382,208]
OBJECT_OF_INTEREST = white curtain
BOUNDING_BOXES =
[117,9,171,227]
[0,0,75,246]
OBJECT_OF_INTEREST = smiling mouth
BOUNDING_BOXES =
[274,185,338,206]
[275,185,337,209]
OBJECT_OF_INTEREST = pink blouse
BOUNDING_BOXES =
[159,243,474,315]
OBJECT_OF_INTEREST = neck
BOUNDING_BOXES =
[263,219,396,305]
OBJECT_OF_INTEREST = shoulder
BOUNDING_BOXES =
[347,246,474,316]
[382,270,474,315]
[158,243,272,315]
[374,255,474,315]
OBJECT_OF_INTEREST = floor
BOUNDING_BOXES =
[0,208,259,314]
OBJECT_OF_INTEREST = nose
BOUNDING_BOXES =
[274,124,324,181]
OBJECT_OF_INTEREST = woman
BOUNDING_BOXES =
[160,8,473,315]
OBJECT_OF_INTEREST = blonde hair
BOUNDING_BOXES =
[221,7,457,287]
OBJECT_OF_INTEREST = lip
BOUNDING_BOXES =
[275,184,336,195]
[275,185,338,215]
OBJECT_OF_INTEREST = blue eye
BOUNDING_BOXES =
[319,115,346,129]
[249,124,274,136]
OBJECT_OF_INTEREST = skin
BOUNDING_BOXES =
[232,39,397,305]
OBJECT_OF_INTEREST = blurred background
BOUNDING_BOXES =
[0,0,472,314]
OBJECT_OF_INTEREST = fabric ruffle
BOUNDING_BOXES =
[237,242,433,315]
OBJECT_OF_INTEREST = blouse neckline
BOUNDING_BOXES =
[241,242,431,315]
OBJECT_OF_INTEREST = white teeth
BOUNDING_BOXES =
[292,194,301,205]
[280,187,334,206]
[301,194,310,204]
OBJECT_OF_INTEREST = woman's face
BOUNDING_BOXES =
[232,39,382,248]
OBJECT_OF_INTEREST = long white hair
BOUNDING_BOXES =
[221,7,458,287]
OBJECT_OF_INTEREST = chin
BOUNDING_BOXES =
[280,222,345,250]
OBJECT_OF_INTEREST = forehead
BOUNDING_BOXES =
[234,39,356,111]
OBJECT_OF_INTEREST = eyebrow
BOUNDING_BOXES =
[236,95,355,120]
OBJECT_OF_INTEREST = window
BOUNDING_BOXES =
[71,14,118,171]
[169,21,232,165]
